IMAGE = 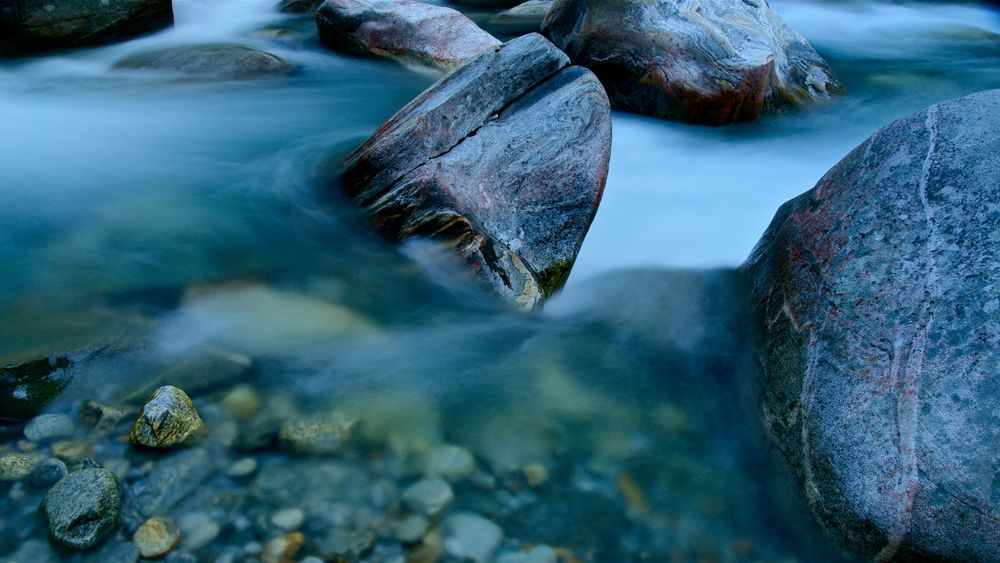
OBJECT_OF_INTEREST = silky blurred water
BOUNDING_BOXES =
[0,1,998,561]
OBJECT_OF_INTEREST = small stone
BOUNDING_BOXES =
[442,513,504,563]
[24,413,75,442]
[28,458,67,489]
[220,385,261,420]
[134,516,181,558]
[0,453,41,481]
[64,456,101,472]
[425,444,476,482]
[130,386,206,448]
[278,413,355,455]
[179,511,220,550]
[226,457,258,478]
[392,514,428,544]
[104,458,132,480]
[261,532,304,563]
[79,400,127,432]
[244,541,263,555]
[498,545,558,563]
[42,468,121,550]
[51,440,94,461]
[522,463,549,487]
[402,478,454,516]
[270,507,305,531]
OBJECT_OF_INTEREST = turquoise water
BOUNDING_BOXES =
[0,1,998,561]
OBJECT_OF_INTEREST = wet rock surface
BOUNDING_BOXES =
[0,0,173,57]
[342,33,611,309]
[744,89,1000,561]
[542,0,841,125]
[0,356,74,422]
[130,386,206,448]
[316,0,501,69]
[489,0,553,35]
[114,44,294,80]
[42,468,121,551]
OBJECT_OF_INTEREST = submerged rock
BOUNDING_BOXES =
[122,447,216,528]
[0,355,74,422]
[28,458,68,489]
[342,33,611,309]
[0,0,173,57]
[42,468,121,551]
[24,413,75,442]
[316,0,501,69]
[743,89,1000,561]
[113,44,294,80]
[130,385,206,448]
[442,513,504,563]
[402,477,454,516]
[278,412,356,455]
[542,0,841,125]
[0,452,42,481]
[133,516,181,558]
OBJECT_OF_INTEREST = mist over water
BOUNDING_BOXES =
[0,0,998,560]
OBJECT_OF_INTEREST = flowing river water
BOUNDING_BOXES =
[0,1,998,561]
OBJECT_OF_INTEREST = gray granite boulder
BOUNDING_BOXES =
[113,44,294,80]
[542,0,841,125]
[0,0,173,57]
[743,89,1000,560]
[342,33,611,310]
[316,0,501,69]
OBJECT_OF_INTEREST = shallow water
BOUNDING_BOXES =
[0,0,998,561]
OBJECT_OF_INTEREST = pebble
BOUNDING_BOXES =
[392,514,429,544]
[402,478,454,516]
[220,385,262,419]
[51,440,94,461]
[179,511,221,550]
[134,516,181,558]
[443,512,504,563]
[261,532,304,563]
[79,400,127,432]
[28,458,67,489]
[523,462,550,487]
[0,453,41,481]
[24,413,75,442]
[278,413,356,455]
[270,507,305,531]
[130,385,207,448]
[425,444,476,481]
[498,546,558,563]
[42,468,121,550]
[226,457,258,478]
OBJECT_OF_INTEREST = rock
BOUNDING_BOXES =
[392,514,429,544]
[742,89,1000,561]
[178,511,220,550]
[402,477,454,516]
[442,513,504,563]
[79,401,127,433]
[522,462,549,487]
[270,508,305,531]
[278,413,356,455]
[24,414,75,442]
[542,0,841,125]
[342,33,611,309]
[498,545,558,563]
[0,0,173,57]
[0,453,41,481]
[261,532,304,563]
[133,516,181,558]
[52,442,95,463]
[130,385,207,448]
[122,447,215,527]
[0,356,74,422]
[28,458,67,489]
[489,0,553,35]
[425,444,476,481]
[279,0,323,13]
[220,385,262,420]
[226,457,259,478]
[316,0,501,69]
[42,468,121,551]
[113,44,294,80]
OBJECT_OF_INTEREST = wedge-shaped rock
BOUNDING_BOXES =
[343,34,611,309]
[317,0,501,69]
[743,89,1000,561]
[543,0,841,125]
[0,0,173,57]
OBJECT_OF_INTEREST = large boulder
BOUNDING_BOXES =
[113,44,294,80]
[316,0,501,69]
[743,89,1000,560]
[341,33,611,310]
[542,0,841,125]
[0,0,173,57]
